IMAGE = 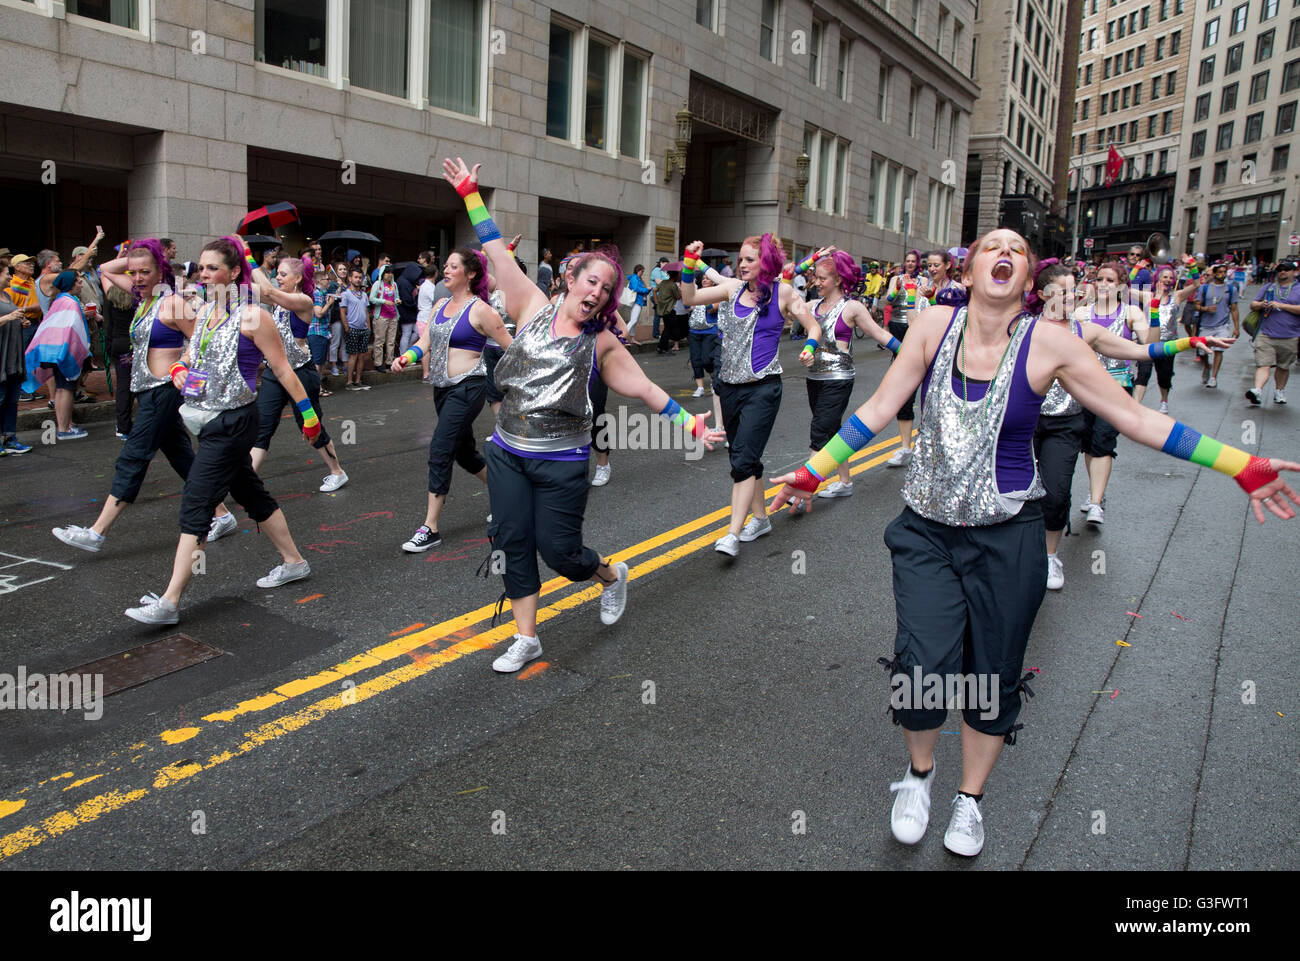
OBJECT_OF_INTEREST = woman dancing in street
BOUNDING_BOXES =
[881,249,928,467]
[770,228,1296,858]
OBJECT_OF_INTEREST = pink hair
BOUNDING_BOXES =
[202,235,253,288]
[742,233,787,308]
[827,250,862,293]
[567,245,626,334]
[280,256,315,299]
[450,246,492,303]
[126,238,172,303]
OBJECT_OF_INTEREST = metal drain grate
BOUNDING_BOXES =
[62,634,226,697]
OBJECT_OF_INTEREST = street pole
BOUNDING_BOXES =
[1070,156,1085,262]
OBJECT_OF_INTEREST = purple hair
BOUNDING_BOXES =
[126,238,172,303]
[202,235,252,288]
[566,245,626,334]
[1026,258,1071,315]
[827,250,862,294]
[280,255,315,299]
[742,233,787,309]
[450,246,491,303]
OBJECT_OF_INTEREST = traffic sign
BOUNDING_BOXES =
[1084,238,1095,249]
[1289,234,1299,246]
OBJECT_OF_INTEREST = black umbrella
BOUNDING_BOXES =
[701,248,729,258]
[241,234,283,248]
[317,230,381,245]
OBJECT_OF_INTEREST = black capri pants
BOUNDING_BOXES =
[483,344,505,405]
[589,374,611,456]
[715,374,783,483]
[1080,383,1132,458]
[1033,411,1086,532]
[806,378,855,450]
[689,331,719,380]
[256,363,332,452]
[429,376,487,495]
[484,441,603,598]
[882,502,1046,742]
[888,321,917,421]
[110,383,195,503]
[1134,355,1174,390]
[179,402,279,537]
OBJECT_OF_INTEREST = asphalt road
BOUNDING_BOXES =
[1,311,1296,871]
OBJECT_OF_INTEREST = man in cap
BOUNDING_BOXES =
[1246,258,1300,406]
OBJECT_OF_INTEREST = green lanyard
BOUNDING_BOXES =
[193,300,236,366]
[130,295,161,340]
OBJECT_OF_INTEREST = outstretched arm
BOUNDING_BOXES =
[845,301,901,353]
[597,333,725,449]
[680,240,741,306]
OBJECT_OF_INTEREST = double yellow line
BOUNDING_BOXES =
[0,432,910,861]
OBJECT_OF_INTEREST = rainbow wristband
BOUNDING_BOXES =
[245,252,259,272]
[402,346,423,365]
[801,338,819,355]
[1149,336,1206,358]
[795,251,822,275]
[460,190,502,245]
[886,336,902,354]
[1162,422,1278,494]
[681,267,696,284]
[296,396,320,428]
[659,398,708,439]
[793,413,876,492]
[169,362,188,381]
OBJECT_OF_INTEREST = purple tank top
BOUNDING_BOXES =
[441,299,487,352]
[734,296,783,373]
[238,333,263,393]
[150,313,184,349]
[922,311,1044,495]
[833,315,853,341]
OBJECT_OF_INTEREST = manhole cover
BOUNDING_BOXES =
[62,634,226,697]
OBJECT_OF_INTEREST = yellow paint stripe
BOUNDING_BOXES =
[0,799,26,820]
[1,433,911,858]
[62,775,104,792]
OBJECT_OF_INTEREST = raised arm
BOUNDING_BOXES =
[680,240,741,306]
[70,226,105,273]
[441,157,548,326]
[99,247,133,294]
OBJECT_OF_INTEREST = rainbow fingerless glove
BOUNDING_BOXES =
[792,413,875,492]
[296,397,321,441]
[1162,422,1278,494]
[659,398,708,439]
[168,361,188,382]
[801,338,819,357]
[1148,336,1206,358]
[795,251,823,275]
[903,281,917,308]
[780,264,796,286]
[402,346,423,366]
[681,252,702,284]
[455,178,502,245]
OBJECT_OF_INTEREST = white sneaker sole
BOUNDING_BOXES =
[125,606,179,626]
[737,523,772,543]
[53,528,102,553]
[257,568,310,589]
[943,831,984,857]
[714,538,739,557]
[493,644,542,673]
[600,562,630,625]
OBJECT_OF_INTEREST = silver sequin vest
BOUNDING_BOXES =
[272,305,312,370]
[1092,304,1133,377]
[717,287,782,384]
[494,299,598,452]
[1039,317,1083,417]
[129,295,172,392]
[806,297,854,381]
[185,301,257,412]
[428,296,488,388]
[489,289,515,336]
[902,308,1045,526]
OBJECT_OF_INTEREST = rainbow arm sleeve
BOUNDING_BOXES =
[791,414,876,492]
[885,336,902,354]
[1162,422,1278,493]
[795,251,823,275]
[402,345,424,365]
[1148,336,1207,359]
[659,398,709,439]
[296,397,321,439]
[455,179,502,245]
[680,252,699,284]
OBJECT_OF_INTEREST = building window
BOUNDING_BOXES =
[937,8,950,56]
[1205,18,1220,46]
[1123,87,1131,108]
[927,180,954,241]
[1168,70,1177,95]
[1190,130,1207,157]
[1189,167,1202,190]
[428,0,484,116]
[1227,42,1245,72]
[837,39,851,99]
[1261,192,1282,216]
[1195,92,1212,120]
[878,65,891,122]
[949,107,959,152]
[1245,111,1265,140]
[1290,17,1300,49]
[1163,110,1172,133]
[1209,203,1227,228]
[760,0,779,62]
[1223,81,1239,110]
[1104,58,1112,79]
[1171,30,1181,55]
[546,22,574,139]
[912,0,921,32]
[1262,0,1279,19]
[1157,36,1166,60]
[1213,160,1228,184]
[909,85,919,137]
[934,103,944,149]
[695,0,718,30]
[868,157,882,224]
[1231,3,1249,33]
[1200,56,1216,83]
[349,0,410,98]
[1273,143,1290,170]
[68,0,140,30]
[1085,63,1093,84]
[1250,70,1271,101]
[1150,114,1159,136]
[1216,121,1234,150]
[1153,76,1162,98]
[1132,119,1140,139]
[256,0,328,78]
[584,36,611,149]
[619,49,648,158]
[810,20,823,85]
[1278,100,1298,132]
[1284,58,1300,89]
[1258,28,1276,61]
[1138,45,1146,67]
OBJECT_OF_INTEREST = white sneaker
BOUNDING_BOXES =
[1086,503,1104,527]
[817,480,854,498]
[207,511,238,543]
[1246,388,1263,406]
[1046,554,1064,591]
[1206,376,1217,388]
[886,448,913,468]
[788,496,808,515]
[493,635,541,673]
[53,524,104,553]
[1078,500,1095,514]
[1159,401,1168,413]
[737,515,772,542]
[591,463,612,487]
[692,386,705,398]
[714,533,740,556]
[889,763,935,845]
[125,595,179,626]
[1275,389,1287,405]
[943,794,985,857]
[599,561,630,625]
[320,471,349,492]
[256,560,311,588]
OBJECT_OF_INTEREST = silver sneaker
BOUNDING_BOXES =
[886,447,913,468]
[943,794,985,856]
[1046,554,1064,591]
[319,471,349,492]
[591,463,612,487]
[493,635,541,673]
[256,560,311,588]
[714,533,740,556]
[599,561,630,625]
[207,511,238,543]
[53,524,104,553]
[817,480,854,498]
[737,515,772,542]
[889,763,935,845]
[125,595,179,626]
[1086,503,1104,527]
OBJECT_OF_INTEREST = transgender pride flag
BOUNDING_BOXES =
[22,294,89,393]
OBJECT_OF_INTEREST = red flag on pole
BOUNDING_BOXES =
[1104,145,1124,187]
